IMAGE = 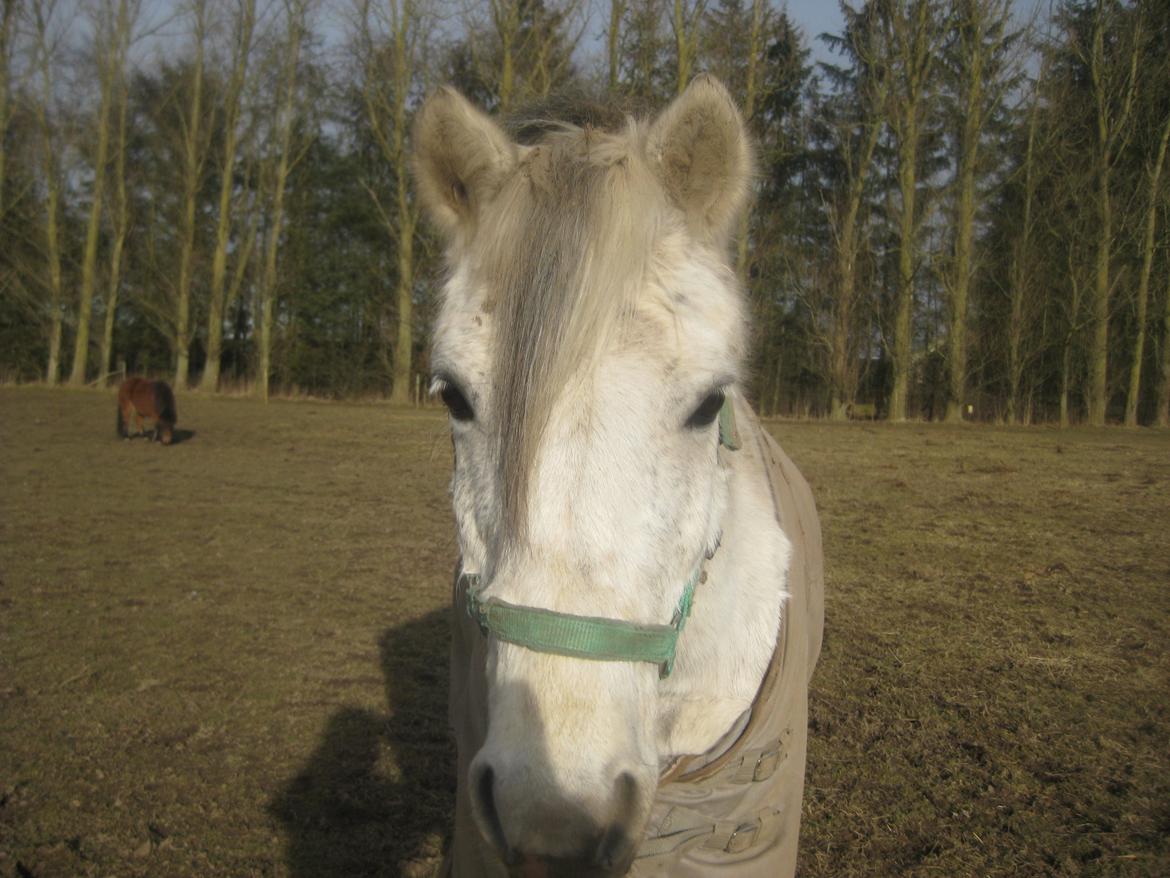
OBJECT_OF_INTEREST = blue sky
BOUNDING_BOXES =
[785,0,846,59]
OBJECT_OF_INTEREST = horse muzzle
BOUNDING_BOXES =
[471,757,645,877]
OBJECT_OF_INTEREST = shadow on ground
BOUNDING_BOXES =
[270,607,455,877]
[117,428,197,444]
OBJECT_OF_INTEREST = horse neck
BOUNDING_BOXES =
[656,399,789,759]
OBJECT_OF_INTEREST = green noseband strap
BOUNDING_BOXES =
[463,567,699,678]
[460,396,740,678]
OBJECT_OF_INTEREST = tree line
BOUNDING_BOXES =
[1,0,1168,424]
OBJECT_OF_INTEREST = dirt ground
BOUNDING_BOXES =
[1,386,1167,877]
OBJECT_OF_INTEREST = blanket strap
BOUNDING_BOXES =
[634,805,784,863]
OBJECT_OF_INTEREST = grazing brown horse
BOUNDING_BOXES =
[116,377,177,445]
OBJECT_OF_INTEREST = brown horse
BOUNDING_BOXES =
[116,377,177,445]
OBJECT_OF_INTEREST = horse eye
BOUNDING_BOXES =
[686,389,725,429]
[439,382,475,422]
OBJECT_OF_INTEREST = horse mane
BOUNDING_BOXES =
[473,96,670,540]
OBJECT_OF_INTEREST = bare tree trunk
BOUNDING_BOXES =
[1124,110,1170,426]
[478,0,579,108]
[489,0,520,110]
[1060,251,1085,429]
[943,0,1012,422]
[770,351,782,416]
[828,115,883,421]
[31,0,66,384]
[607,0,624,91]
[0,0,16,218]
[256,0,307,401]
[671,0,704,95]
[1156,243,1170,427]
[100,0,133,383]
[389,0,416,404]
[392,197,414,403]
[1006,64,1043,424]
[100,218,126,381]
[884,0,938,422]
[1059,340,1071,428]
[200,0,255,393]
[69,0,125,385]
[173,0,210,390]
[733,0,764,280]
[1005,251,1026,423]
[1083,3,1141,426]
[889,127,917,422]
[944,92,977,420]
[829,194,865,420]
[824,9,888,421]
[356,0,424,402]
[1087,154,1112,426]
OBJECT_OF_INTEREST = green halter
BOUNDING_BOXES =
[462,396,741,678]
[463,566,699,678]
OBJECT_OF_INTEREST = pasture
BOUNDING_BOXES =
[1,386,1167,877]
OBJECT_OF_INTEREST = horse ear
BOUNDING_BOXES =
[645,75,752,245]
[412,87,516,240]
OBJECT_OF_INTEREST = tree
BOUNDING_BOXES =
[879,0,943,421]
[1124,90,1169,426]
[1156,204,1170,426]
[739,9,814,414]
[255,0,312,401]
[69,0,135,385]
[1062,0,1144,425]
[172,0,213,388]
[819,2,890,419]
[1123,2,1169,425]
[95,0,136,384]
[199,0,257,393]
[28,0,69,384]
[0,0,18,220]
[356,0,428,403]
[462,0,580,111]
[701,0,771,279]
[999,57,1048,424]
[670,0,705,94]
[939,0,1018,421]
[606,0,624,90]
[617,0,669,100]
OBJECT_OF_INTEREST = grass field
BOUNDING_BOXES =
[1,386,1167,877]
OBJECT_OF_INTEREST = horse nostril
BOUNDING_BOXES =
[471,762,515,864]
[594,770,640,869]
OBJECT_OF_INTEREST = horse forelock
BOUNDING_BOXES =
[468,120,667,541]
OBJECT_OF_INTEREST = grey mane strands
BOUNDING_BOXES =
[472,109,663,541]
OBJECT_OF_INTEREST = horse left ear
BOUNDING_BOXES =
[645,74,752,245]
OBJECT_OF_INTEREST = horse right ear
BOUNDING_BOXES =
[412,87,516,240]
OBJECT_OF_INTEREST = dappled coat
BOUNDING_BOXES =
[444,406,825,876]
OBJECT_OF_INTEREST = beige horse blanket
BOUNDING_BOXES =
[443,411,824,876]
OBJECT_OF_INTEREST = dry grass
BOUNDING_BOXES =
[0,387,1167,877]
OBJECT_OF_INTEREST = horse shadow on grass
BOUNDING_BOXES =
[270,607,456,877]
[119,428,196,444]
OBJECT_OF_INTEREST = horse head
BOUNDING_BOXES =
[415,76,753,873]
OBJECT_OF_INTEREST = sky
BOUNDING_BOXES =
[785,0,846,60]
[118,0,1046,90]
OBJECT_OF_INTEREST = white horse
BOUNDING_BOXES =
[414,76,824,877]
